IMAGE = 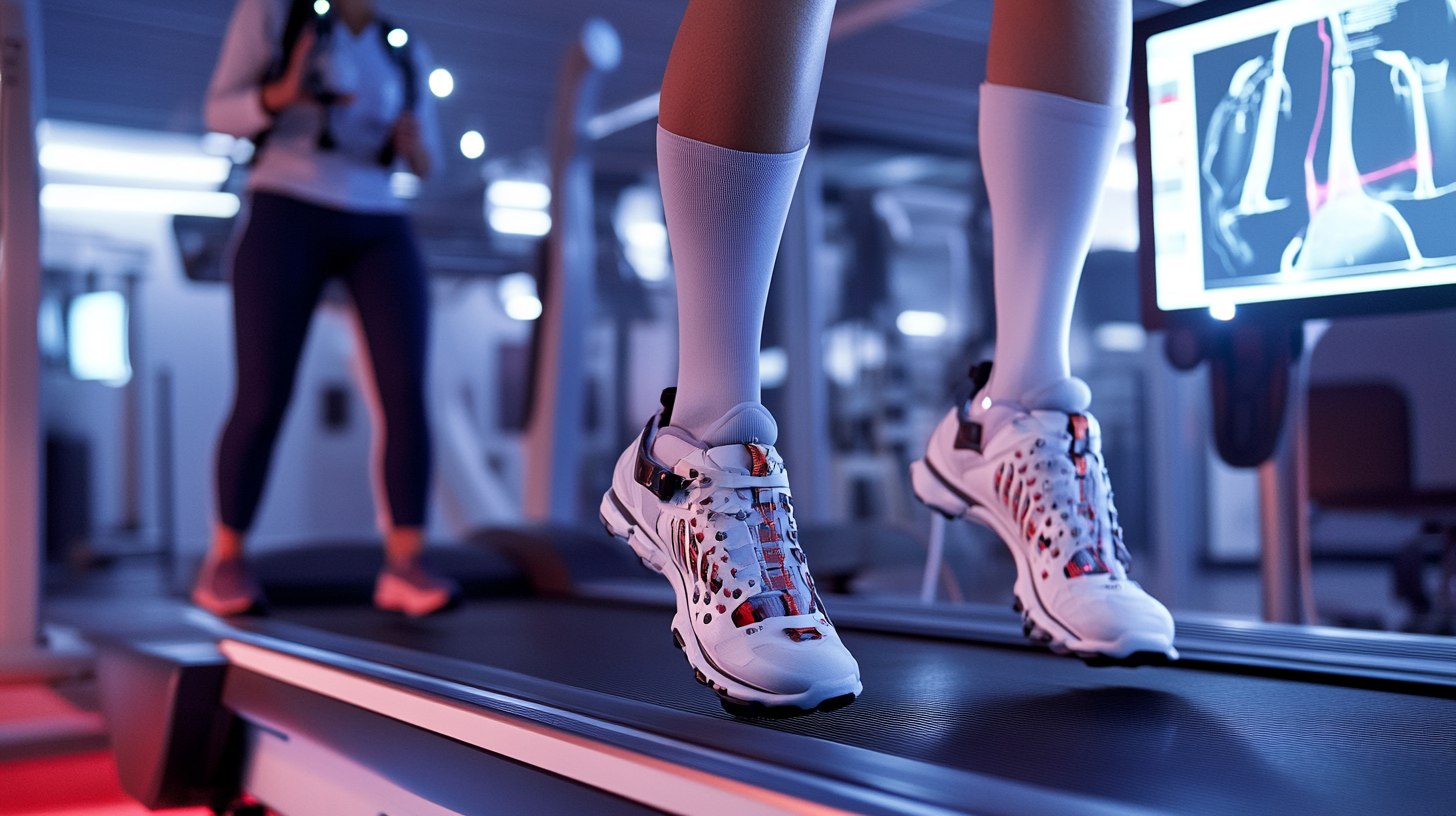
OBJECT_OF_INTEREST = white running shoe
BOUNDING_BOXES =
[912,366,1177,663]
[600,392,861,716]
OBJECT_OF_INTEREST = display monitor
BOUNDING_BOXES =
[1135,0,1456,327]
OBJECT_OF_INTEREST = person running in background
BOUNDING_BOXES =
[193,0,453,617]
[600,0,1176,716]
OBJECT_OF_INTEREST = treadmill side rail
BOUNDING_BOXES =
[218,638,865,816]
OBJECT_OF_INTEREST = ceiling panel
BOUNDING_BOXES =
[37,0,1179,256]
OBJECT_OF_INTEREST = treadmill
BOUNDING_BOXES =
[94,557,1456,816]
[92,6,1456,815]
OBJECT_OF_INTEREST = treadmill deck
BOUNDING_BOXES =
[257,597,1456,816]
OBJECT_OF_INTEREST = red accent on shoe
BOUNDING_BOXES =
[746,444,770,476]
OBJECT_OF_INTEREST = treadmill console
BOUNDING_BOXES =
[1135,0,1456,327]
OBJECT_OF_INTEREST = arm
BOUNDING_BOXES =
[395,39,445,179]
[205,0,278,137]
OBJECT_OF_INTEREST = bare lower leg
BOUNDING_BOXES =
[385,526,424,568]
[659,0,836,152]
[210,523,244,561]
[987,0,1131,105]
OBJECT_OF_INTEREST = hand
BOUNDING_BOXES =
[261,28,315,114]
[392,111,432,177]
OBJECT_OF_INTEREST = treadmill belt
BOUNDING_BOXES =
[272,598,1455,816]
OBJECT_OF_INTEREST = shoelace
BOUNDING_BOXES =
[669,452,827,632]
[990,416,1132,581]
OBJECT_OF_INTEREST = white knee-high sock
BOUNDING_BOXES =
[980,83,1125,411]
[657,125,806,446]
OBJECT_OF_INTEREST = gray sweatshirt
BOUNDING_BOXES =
[206,0,444,214]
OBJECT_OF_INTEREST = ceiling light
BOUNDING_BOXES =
[41,184,240,218]
[40,144,232,185]
[498,272,542,320]
[313,0,329,14]
[387,28,408,48]
[488,208,551,237]
[896,310,948,337]
[429,68,454,98]
[460,130,485,159]
[487,180,550,210]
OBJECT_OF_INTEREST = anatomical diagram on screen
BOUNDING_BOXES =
[1197,0,1456,287]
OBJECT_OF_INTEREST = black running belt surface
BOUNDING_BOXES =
[270,599,1455,816]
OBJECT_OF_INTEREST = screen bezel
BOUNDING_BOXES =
[1134,0,1456,330]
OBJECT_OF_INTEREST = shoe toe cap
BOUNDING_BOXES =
[1063,583,1175,645]
[717,626,860,695]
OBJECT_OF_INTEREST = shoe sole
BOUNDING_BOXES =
[910,458,1178,664]
[191,588,267,617]
[600,489,861,717]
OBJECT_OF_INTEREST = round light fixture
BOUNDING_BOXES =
[460,130,485,159]
[429,68,454,98]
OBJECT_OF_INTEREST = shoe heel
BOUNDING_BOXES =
[911,459,970,519]
[626,529,668,574]
[599,491,632,540]
[600,491,667,574]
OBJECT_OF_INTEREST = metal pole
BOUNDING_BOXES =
[521,19,619,523]
[0,0,86,681]
[156,369,176,583]
[772,148,832,523]
[1145,333,1210,612]
[919,513,946,604]
[1258,324,1319,624]
[0,0,42,661]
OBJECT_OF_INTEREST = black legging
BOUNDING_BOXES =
[215,192,431,531]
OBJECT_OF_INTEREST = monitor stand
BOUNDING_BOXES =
[1179,319,1324,624]
[1254,323,1328,625]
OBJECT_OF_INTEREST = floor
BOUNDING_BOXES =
[0,681,210,816]
[0,749,211,816]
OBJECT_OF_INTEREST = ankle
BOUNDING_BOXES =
[210,525,245,561]
[384,527,424,568]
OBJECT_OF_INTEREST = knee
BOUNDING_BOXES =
[228,384,293,438]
